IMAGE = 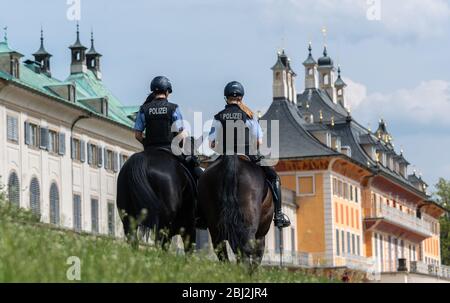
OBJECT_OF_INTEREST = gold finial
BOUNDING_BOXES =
[367,123,371,132]
[376,152,380,163]
[319,109,323,122]
[306,102,310,109]
[257,110,262,119]
[331,115,335,127]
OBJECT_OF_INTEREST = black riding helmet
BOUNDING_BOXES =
[224,81,245,98]
[151,76,173,94]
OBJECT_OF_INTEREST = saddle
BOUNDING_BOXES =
[152,147,199,197]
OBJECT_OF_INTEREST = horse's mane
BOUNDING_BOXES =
[217,155,252,252]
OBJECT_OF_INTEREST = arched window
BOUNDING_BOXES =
[30,177,41,216]
[338,89,343,96]
[49,183,60,225]
[275,72,281,80]
[324,74,329,85]
[308,68,313,76]
[7,171,20,206]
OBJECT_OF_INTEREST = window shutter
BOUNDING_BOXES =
[87,143,92,165]
[58,133,66,156]
[7,116,18,141]
[119,154,124,169]
[25,122,31,145]
[104,148,108,169]
[97,147,103,167]
[71,137,76,159]
[113,152,119,173]
[40,127,49,150]
[80,140,86,163]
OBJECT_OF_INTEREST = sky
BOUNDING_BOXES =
[1,0,449,191]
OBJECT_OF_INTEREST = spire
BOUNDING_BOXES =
[33,26,52,56]
[87,29,101,56]
[70,22,86,49]
[303,42,317,66]
[334,65,347,88]
[33,26,52,76]
[86,28,102,80]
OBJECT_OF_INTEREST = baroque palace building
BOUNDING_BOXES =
[260,44,449,281]
[0,26,141,237]
[1,24,448,281]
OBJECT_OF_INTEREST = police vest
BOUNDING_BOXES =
[214,104,254,155]
[141,98,178,146]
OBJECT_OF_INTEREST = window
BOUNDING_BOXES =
[374,234,378,257]
[297,176,314,195]
[324,74,329,85]
[48,130,58,154]
[73,194,82,231]
[338,181,343,197]
[87,143,99,167]
[7,171,20,206]
[333,178,338,196]
[291,228,296,253]
[107,202,116,236]
[25,122,40,148]
[71,138,85,162]
[347,232,351,254]
[336,229,340,256]
[30,177,40,216]
[352,234,356,255]
[49,183,60,225]
[355,188,359,203]
[343,183,349,200]
[338,89,343,96]
[119,154,129,169]
[105,149,114,171]
[6,115,19,143]
[350,185,354,201]
[341,230,345,255]
[308,68,313,76]
[91,198,99,234]
[357,235,361,256]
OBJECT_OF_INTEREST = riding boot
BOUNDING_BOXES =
[184,155,208,229]
[270,177,291,229]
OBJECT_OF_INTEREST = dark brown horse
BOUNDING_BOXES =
[117,147,196,250]
[198,155,273,266]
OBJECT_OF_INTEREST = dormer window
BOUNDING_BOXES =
[308,68,313,75]
[275,72,281,80]
[338,89,343,96]
[11,58,19,78]
[324,74,329,85]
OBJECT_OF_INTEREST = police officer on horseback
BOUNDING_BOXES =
[208,81,291,228]
[134,76,202,178]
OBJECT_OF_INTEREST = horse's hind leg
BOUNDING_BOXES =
[122,214,139,249]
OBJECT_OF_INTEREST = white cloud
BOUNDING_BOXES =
[348,79,450,126]
[262,0,450,41]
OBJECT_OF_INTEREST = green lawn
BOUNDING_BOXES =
[0,201,338,283]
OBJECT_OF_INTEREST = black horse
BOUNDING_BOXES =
[117,147,196,250]
[198,155,274,266]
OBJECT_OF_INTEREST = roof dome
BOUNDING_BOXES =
[318,46,333,67]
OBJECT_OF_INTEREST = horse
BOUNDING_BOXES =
[198,155,274,267]
[116,147,197,250]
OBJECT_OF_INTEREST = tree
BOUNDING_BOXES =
[434,178,450,265]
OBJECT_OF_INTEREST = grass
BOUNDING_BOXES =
[0,200,339,283]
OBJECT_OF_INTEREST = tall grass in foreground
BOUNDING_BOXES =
[0,200,338,283]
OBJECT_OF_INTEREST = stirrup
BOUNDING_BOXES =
[274,213,291,228]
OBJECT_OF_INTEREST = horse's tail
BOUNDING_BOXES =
[117,152,162,230]
[218,155,249,252]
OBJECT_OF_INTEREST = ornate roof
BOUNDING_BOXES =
[261,98,337,159]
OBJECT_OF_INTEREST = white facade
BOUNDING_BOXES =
[0,80,141,237]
